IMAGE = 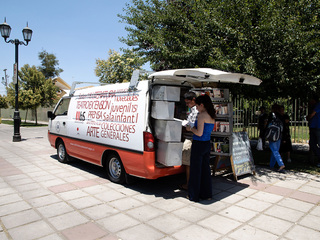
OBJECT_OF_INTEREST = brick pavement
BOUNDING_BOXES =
[0,124,320,240]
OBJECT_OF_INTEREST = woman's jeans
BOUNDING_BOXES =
[309,128,320,161]
[269,139,284,168]
[188,140,212,202]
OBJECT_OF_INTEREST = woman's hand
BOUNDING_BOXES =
[186,125,192,131]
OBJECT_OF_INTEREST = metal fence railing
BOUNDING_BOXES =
[232,96,310,143]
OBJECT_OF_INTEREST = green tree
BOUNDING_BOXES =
[119,0,320,99]
[0,94,8,117]
[95,49,145,83]
[38,50,63,79]
[6,65,58,124]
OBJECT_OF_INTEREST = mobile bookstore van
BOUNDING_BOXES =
[47,68,261,184]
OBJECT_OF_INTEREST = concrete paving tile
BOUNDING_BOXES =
[231,186,258,197]
[264,185,295,196]
[64,175,89,183]
[298,214,320,230]
[249,214,293,235]
[57,189,89,200]
[37,234,64,240]
[264,205,305,222]
[236,197,272,212]
[108,197,144,211]
[147,213,190,234]
[277,198,314,213]
[48,211,89,231]
[95,189,125,202]
[40,179,67,188]
[61,222,108,240]
[8,177,34,186]
[284,225,320,240]
[28,194,61,207]
[309,205,320,216]
[172,224,221,240]
[172,205,213,222]
[198,214,242,234]
[0,232,9,240]
[132,193,163,203]
[289,190,320,204]
[72,179,100,188]
[82,204,119,220]
[82,184,111,195]
[2,208,41,229]
[98,213,140,232]
[7,220,54,240]
[0,187,17,196]
[48,183,78,193]
[117,223,165,240]
[126,205,166,222]
[227,225,278,240]
[14,182,42,192]
[21,188,52,199]
[0,193,22,205]
[298,185,320,196]
[151,198,187,212]
[219,205,258,222]
[197,200,231,213]
[68,196,102,209]
[37,202,74,218]
[0,201,32,216]
[251,191,284,203]
[214,191,246,204]
[273,180,304,190]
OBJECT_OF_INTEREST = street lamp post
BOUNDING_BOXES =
[0,18,33,142]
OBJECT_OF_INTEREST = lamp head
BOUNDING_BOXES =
[0,18,11,41]
[22,22,32,44]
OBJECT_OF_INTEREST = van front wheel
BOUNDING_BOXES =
[57,141,69,163]
[106,154,125,184]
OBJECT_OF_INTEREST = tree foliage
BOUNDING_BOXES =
[119,0,320,100]
[6,65,58,124]
[95,49,145,83]
[38,50,63,79]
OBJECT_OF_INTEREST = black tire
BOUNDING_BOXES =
[57,141,69,163]
[106,153,126,184]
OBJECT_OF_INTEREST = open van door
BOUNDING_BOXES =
[148,68,262,86]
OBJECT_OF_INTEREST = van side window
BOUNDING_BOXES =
[54,98,71,116]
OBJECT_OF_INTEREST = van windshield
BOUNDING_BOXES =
[54,98,71,116]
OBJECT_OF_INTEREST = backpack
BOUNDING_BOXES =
[265,113,283,142]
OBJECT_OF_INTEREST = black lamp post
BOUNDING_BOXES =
[0,18,33,142]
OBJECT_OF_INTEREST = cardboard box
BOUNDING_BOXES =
[151,85,181,102]
[151,101,175,119]
[154,119,182,142]
[157,141,183,166]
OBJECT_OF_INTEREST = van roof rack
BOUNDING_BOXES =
[69,81,106,96]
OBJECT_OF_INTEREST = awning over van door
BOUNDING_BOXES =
[148,68,262,86]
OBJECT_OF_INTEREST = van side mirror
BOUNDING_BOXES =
[47,111,55,120]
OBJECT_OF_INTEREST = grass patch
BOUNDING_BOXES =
[1,119,47,127]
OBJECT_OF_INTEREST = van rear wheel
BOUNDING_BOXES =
[106,153,125,184]
[57,141,69,163]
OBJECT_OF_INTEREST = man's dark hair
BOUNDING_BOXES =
[184,91,197,100]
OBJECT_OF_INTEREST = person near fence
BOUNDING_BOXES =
[186,94,215,202]
[280,105,293,163]
[307,95,320,167]
[267,104,285,173]
[258,106,268,150]
[179,91,198,191]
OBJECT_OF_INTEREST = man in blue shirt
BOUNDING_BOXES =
[307,95,320,167]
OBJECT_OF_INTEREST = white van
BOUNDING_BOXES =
[47,68,261,184]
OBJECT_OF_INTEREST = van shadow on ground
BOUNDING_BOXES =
[50,154,252,204]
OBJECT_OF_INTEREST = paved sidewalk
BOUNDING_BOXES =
[0,124,320,240]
